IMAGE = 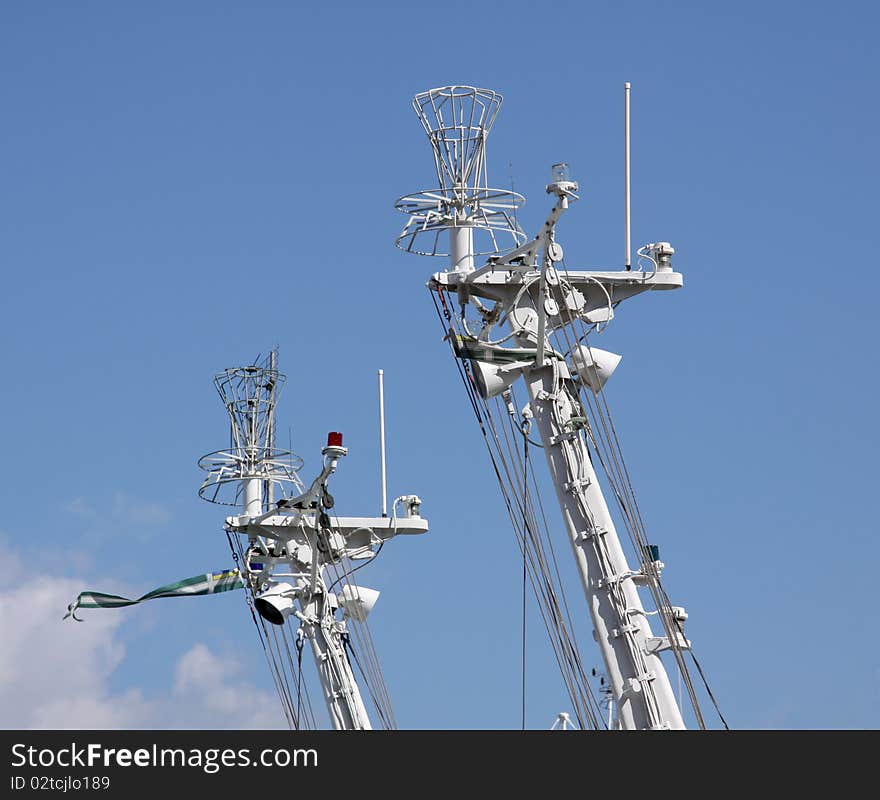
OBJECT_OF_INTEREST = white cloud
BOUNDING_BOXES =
[0,574,148,728]
[171,644,285,729]
[0,562,285,730]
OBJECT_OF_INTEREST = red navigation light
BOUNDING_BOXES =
[327,431,343,447]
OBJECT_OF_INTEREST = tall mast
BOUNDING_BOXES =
[397,85,693,730]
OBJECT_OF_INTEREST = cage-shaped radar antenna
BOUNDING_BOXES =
[395,86,525,267]
[198,358,304,513]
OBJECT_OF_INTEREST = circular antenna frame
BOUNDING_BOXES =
[198,447,304,507]
[395,187,526,257]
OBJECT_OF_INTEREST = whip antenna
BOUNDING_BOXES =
[378,369,387,517]
[624,81,632,270]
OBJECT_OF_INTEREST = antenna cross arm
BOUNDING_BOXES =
[560,269,683,290]
[225,514,429,541]
[433,268,683,311]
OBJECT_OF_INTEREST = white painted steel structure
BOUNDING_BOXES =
[398,85,696,730]
[199,355,428,729]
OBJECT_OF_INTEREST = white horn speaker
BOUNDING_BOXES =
[254,581,296,626]
[338,585,380,622]
[571,346,622,393]
[472,360,525,399]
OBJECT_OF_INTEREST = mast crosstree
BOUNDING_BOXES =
[398,85,707,730]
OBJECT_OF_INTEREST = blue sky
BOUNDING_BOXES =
[1,1,877,729]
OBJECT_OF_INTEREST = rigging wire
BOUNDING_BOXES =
[435,253,729,730]
[342,633,391,730]
[546,280,705,727]
[294,632,306,726]
[317,508,397,729]
[521,426,528,731]
[225,530,319,730]
[326,541,384,593]
[226,532,294,727]
[504,387,603,724]
[549,258,727,728]
[431,285,605,730]
[280,623,317,729]
[495,391,598,724]
[226,531,302,729]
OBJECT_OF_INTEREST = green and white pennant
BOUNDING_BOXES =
[64,569,244,621]
[452,334,538,364]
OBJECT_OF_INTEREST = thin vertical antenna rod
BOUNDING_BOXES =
[378,369,387,517]
[266,347,278,509]
[624,81,632,270]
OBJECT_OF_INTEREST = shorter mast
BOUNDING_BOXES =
[198,356,429,730]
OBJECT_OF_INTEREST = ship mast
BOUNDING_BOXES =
[198,352,428,729]
[397,85,696,730]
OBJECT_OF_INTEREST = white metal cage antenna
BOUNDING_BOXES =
[395,86,526,263]
[198,353,304,511]
[414,86,501,193]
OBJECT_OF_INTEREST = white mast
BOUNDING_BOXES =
[397,86,693,730]
[198,356,429,729]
